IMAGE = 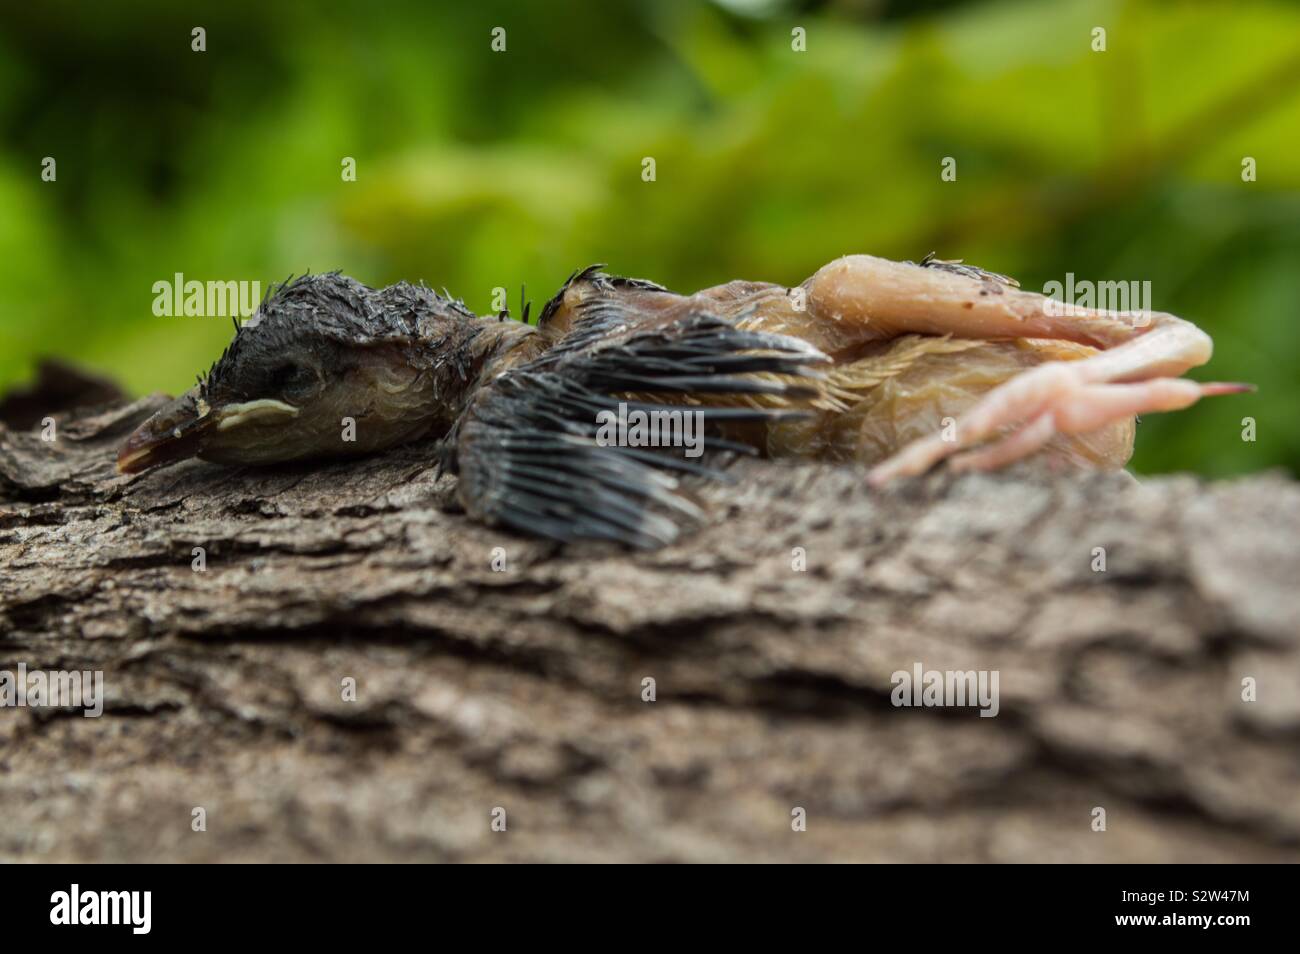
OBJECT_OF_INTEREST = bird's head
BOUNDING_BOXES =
[117,273,491,474]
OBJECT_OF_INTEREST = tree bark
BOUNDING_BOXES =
[2,375,1298,862]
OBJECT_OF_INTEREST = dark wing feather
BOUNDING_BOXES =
[451,309,827,548]
[537,264,673,328]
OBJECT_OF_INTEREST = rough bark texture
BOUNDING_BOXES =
[2,378,1298,863]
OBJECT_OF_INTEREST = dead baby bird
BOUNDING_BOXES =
[117,254,1248,547]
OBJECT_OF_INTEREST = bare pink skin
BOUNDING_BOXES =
[780,254,1240,482]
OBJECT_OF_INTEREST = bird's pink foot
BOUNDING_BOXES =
[866,364,1253,485]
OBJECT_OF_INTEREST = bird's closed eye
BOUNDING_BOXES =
[269,362,317,399]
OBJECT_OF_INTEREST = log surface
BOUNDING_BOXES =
[2,385,1298,862]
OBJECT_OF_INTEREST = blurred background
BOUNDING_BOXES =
[0,0,1297,475]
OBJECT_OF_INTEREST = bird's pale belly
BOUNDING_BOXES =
[765,337,1136,469]
[681,282,1137,470]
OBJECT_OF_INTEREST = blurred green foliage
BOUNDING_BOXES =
[1,0,1297,475]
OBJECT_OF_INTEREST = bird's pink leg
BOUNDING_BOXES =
[944,380,1249,475]
[798,254,1243,483]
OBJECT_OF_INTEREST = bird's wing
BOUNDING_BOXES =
[450,306,828,548]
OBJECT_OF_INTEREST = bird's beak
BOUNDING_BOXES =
[116,388,218,474]
[116,389,300,474]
